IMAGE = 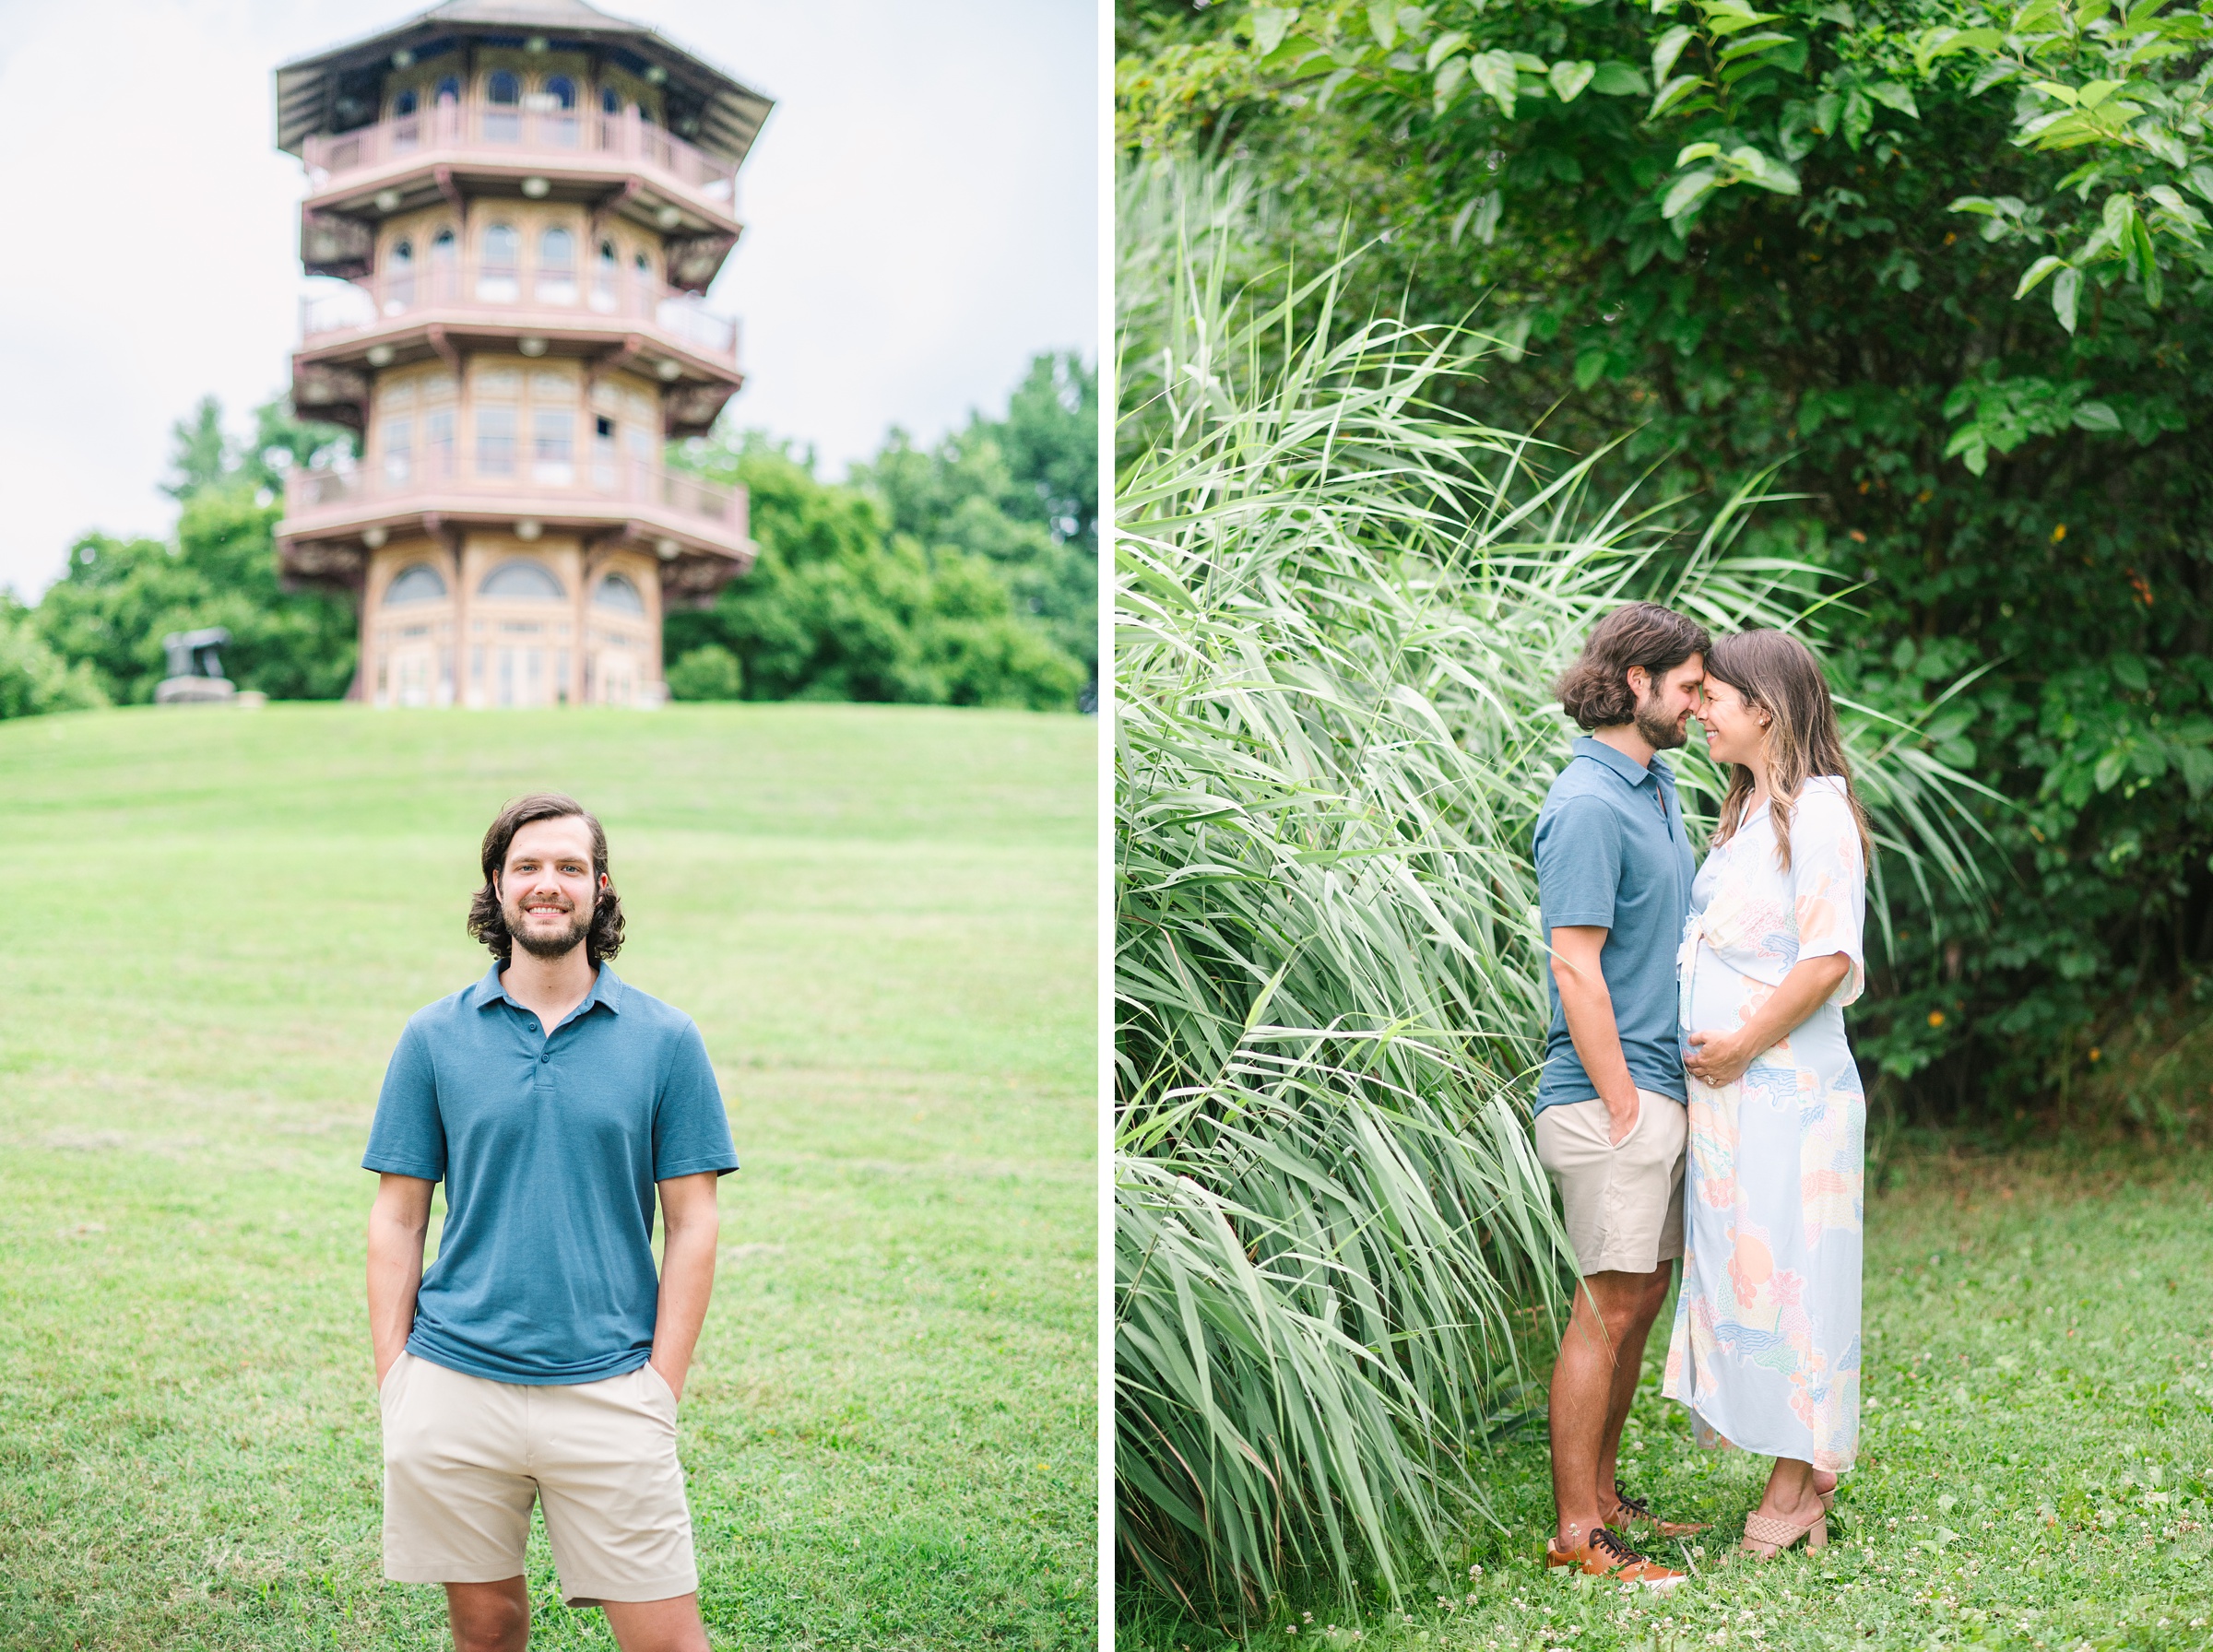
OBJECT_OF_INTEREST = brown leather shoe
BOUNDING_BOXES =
[1609,1481,1711,1538]
[1544,1525,1686,1588]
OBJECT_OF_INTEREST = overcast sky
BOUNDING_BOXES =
[0,0,1095,596]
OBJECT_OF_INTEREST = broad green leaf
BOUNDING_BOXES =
[2053,266,2082,333]
[1842,88,1873,148]
[2093,749,2128,792]
[2014,254,2069,297]
[1550,59,1597,100]
[1717,30,1794,62]
[1434,54,1469,111]
[1426,30,1468,70]
[2177,744,2213,800]
[2185,164,2213,203]
[1867,80,1919,117]
[2072,400,2122,431]
[1676,140,1722,166]
[1468,49,1519,115]
[2077,78,2126,108]
[1651,72,1703,116]
[2030,79,2082,106]
[1250,6,1299,54]
[1652,24,1698,82]
[2131,214,2163,305]
[1663,166,1720,218]
[1367,0,1399,50]
[1950,195,2000,216]
[1704,7,1785,35]
[1729,144,1800,193]
[1590,60,1651,94]
[1573,342,1611,387]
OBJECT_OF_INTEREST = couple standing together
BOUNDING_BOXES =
[1533,604,1870,1587]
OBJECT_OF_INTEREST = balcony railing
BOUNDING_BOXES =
[302,105,737,205]
[284,451,745,540]
[299,263,738,360]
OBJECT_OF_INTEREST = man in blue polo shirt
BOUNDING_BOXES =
[1532,603,1710,1588]
[363,793,737,1652]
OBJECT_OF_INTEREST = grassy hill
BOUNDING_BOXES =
[0,702,1096,1650]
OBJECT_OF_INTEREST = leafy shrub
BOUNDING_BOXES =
[665,644,743,702]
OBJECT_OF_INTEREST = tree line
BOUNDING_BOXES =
[0,351,1095,719]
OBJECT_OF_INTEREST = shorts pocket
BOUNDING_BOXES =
[1606,1093,1642,1151]
[377,1351,411,1406]
[641,1361,679,1417]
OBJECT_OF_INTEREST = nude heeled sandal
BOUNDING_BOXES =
[1741,1505,1828,1559]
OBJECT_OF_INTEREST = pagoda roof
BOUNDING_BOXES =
[276,0,773,168]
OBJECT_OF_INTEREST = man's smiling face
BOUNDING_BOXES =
[497,815,602,961]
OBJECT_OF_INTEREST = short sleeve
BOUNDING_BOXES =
[1788,782,1866,1008]
[363,1020,448,1181]
[652,1020,740,1180]
[1535,793,1625,931]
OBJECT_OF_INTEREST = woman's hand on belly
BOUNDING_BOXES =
[1685,1026,1757,1088]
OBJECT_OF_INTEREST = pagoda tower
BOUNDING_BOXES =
[272,1,769,708]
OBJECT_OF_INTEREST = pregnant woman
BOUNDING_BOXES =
[1661,630,1870,1560]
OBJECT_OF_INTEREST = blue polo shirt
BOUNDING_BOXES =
[1531,737,1697,1115]
[363,963,739,1385]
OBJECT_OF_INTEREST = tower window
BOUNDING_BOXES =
[485,70,521,141]
[385,562,446,605]
[532,411,575,484]
[394,87,419,118]
[537,227,576,304]
[545,76,576,111]
[594,572,646,614]
[479,560,567,600]
[601,86,621,115]
[476,407,516,476]
[479,224,519,301]
[434,76,460,105]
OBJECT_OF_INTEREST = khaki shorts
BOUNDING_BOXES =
[1533,1090,1686,1277]
[379,1351,697,1606]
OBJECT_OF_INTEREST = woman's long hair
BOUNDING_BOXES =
[1706,631,1873,873]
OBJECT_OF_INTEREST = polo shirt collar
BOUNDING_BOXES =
[1572,734,1674,792]
[468,961,626,1018]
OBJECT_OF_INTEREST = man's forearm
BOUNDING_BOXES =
[650,1221,718,1396]
[1557,973,1639,1114]
[365,1215,428,1381]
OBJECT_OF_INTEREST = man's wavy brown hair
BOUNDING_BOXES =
[1555,602,1711,730]
[467,792,626,967]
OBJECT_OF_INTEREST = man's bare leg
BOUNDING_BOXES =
[444,1577,529,1652]
[601,1591,711,1652]
[1593,1268,1671,1513]
[1548,1263,1672,1546]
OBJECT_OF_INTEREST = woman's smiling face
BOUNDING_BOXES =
[1698,675,1769,769]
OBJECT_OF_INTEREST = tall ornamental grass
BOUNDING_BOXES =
[1113,162,1992,1619]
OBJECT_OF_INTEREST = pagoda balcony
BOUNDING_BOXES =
[295,103,743,289]
[300,264,739,360]
[277,453,752,602]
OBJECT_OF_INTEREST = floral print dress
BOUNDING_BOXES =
[1662,776,1866,1472]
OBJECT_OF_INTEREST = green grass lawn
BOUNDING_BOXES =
[0,702,1096,1650]
[1123,1143,2213,1652]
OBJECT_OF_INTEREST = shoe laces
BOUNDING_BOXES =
[1589,1526,1648,1567]
[1613,1482,1653,1520]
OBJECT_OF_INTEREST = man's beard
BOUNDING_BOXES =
[505,898,592,959]
[1633,690,1688,751]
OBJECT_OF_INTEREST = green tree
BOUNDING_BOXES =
[850,351,1100,685]
[1119,0,2213,1123]
[666,434,1084,711]
[39,396,359,703]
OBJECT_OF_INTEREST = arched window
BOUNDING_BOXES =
[385,238,415,313]
[591,238,620,313]
[385,563,447,605]
[485,70,521,140]
[546,76,576,110]
[478,223,519,301]
[394,87,419,117]
[594,572,646,614]
[479,560,566,600]
[434,75,461,105]
[601,86,621,115]
[537,227,577,304]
